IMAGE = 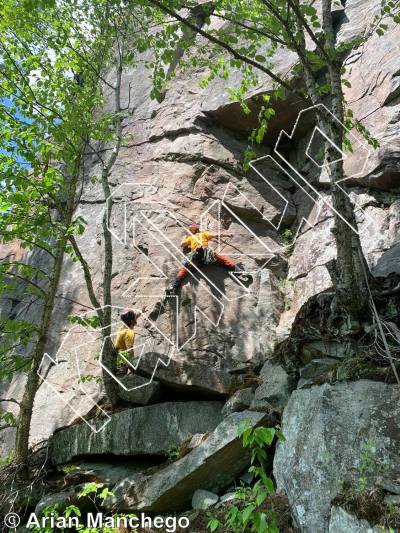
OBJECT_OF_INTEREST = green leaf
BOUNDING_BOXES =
[65,505,81,518]
[255,54,266,63]
[242,504,256,524]
[207,518,221,532]
[237,419,251,437]
[78,482,103,498]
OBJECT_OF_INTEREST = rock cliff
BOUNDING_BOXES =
[1,0,400,531]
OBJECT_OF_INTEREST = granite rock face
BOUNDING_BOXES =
[118,374,162,405]
[274,381,400,533]
[191,489,219,510]
[222,387,254,416]
[1,0,400,453]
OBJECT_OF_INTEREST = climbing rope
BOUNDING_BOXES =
[358,249,400,384]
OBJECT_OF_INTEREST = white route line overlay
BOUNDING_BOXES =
[40,102,374,433]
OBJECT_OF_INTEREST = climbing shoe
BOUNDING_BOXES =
[232,271,253,282]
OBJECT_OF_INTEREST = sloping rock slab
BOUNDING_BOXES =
[64,459,159,485]
[106,410,275,512]
[274,381,400,533]
[50,401,223,465]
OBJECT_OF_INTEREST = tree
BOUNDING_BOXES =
[67,7,153,407]
[137,0,386,322]
[0,0,119,470]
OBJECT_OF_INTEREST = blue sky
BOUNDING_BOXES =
[1,97,31,168]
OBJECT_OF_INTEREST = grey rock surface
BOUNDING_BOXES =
[329,506,380,533]
[216,492,236,507]
[65,459,158,485]
[274,381,400,533]
[297,358,339,388]
[1,0,399,454]
[192,489,219,510]
[50,401,223,465]
[251,361,295,410]
[376,476,400,495]
[118,374,162,404]
[135,352,237,396]
[106,410,274,512]
[384,494,400,506]
[222,387,254,416]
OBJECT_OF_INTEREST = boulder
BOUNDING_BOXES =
[274,381,400,533]
[251,361,295,410]
[106,410,275,512]
[372,243,400,277]
[329,506,380,533]
[118,374,162,404]
[192,489,219,510]
[300,341,354,363]
[35,488,92,516]
[376,476,400,495]
[135,353,237,397]
[297,358,339,389]
[222,387,254,416]
[50,401,223,465]
[384,494,400,506]
[216,492,236,508]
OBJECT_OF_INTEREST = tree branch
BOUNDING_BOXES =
[144,0,306,101]
[0,399,20,405]
[68,235,103,320]
[0,272,47,297]
[212,13,287,46]
[286,0,334,65]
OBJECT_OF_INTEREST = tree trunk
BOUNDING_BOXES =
[327,148,370,320]
[14,158,82,472]
[100,202,120,406]
[317,0,370,321]
[99,45,124,407]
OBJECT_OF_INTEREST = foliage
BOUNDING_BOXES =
[0,0,158,467]
[207,423,285,533]
[30,482,137,533]
[324,438,389,498]
[67,315,103,329]
[0,450,15,470]
[357,440,388,494]
[0,0,114,384]
[78,374,103,385]
[166,445,182,461]
[141,0,378,150]
[379,0,400,27]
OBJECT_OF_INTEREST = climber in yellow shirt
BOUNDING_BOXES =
[181,228,215,250]
[167,223,251,294]
[115,308,138,355]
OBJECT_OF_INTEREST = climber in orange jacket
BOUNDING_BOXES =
[167,223,250,293]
